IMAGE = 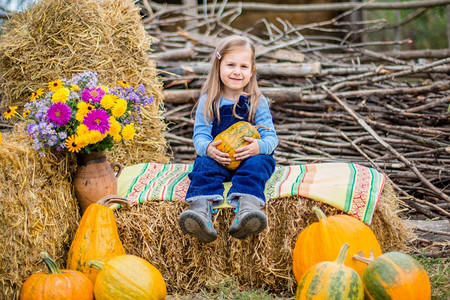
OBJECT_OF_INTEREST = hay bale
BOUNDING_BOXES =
[115,181,410,294]
[0,126,409,297]
[0,2,169,295]
[110,105,170,166]
[0,125,79,299]
[0,0,168,165]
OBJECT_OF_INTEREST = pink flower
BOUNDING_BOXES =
[81,87,105,103]
[83,109,110,134]
[47,102,72,126]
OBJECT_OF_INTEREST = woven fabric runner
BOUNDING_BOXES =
[117,162,385,224]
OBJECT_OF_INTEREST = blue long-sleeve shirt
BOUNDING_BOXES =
[193,94,278,156]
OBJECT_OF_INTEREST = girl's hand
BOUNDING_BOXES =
[234,137,260,161]
[207,140,232,166]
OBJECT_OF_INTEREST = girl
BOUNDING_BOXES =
[179,35,278,243]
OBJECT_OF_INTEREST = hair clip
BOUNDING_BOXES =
[216,51,221,60]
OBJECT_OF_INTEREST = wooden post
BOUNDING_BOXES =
[394,0,401,50]
[348,0,364,42]
[447,5,450,48]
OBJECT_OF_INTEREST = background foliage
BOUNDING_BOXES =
[364,1,447,50]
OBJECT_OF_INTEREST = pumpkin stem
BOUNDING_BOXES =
[88,260,105,270]
[335,243,350,265]
[353,250,375,264]
[312,206,327,220]
[39,251,62,274]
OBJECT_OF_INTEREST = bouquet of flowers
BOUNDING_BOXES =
[22,71,154,156]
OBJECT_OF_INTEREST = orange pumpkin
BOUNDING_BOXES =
[296,243,364,300]
[292,206,382,282]
[20,251,93,300]
[355,251,431,300]
[213,121,261,170]
[89,255,167,300]
[67,195,128,283]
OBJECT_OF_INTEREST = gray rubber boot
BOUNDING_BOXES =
[179,200,218,243]
[228,195,267,239]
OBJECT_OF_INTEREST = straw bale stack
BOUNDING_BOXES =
[115,180,410,294]
[0,125,79,299]
[0,0,169,165]
[0,1,169,297]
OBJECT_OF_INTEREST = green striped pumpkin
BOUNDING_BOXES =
[361,252,431,300]
[296,243,364,300]
[213,121,260,170]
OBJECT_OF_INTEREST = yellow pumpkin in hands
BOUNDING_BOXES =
[213,121,261,170]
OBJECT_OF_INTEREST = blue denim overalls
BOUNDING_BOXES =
[185,95,276,207]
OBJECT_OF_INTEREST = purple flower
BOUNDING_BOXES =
[39,121,54,134]
[81,87,105,103]
[70,71,98,88]
[144,95,155,105]
[83,109,110,134]
[27,123,38,136]
[137,84,146,94]
[35,112,44,119]
[58,131,68,140]
[47,102,72,126]
[48,134,58,146]
[128,92,140,104]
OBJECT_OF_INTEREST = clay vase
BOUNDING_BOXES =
[73,151,123,213]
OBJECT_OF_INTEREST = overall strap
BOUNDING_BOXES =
[211,95,250,138]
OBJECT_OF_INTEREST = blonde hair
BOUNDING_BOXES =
[200,35,261,124]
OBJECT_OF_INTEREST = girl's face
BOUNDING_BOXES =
[219,48,255,99]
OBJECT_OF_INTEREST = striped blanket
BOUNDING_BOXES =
[117,162,385,224]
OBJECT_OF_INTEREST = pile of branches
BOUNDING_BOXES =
[137,1,449,220]
[1,1,446,220]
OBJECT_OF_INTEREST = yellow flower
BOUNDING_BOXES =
[122,123,135,140]
[30,93,37,101]
[31,88,45,101]
[100,86,109,93]
[76,110,87,123]
[76,102,88,121]
[113,134,122,142]
[76,102,95,122]
[118,80,130,88]
[75,133,89,148]
[111,98,127,118]
[36,88,44,98]
[100,94,116,110]
[48,79,64,92]
[23,109,30,118]
[108,117,121,136]
[4,106,18,120]
[51,87,70,103]
[65,135,81,153]
[90,130,106,144]
[76,124,89,136]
